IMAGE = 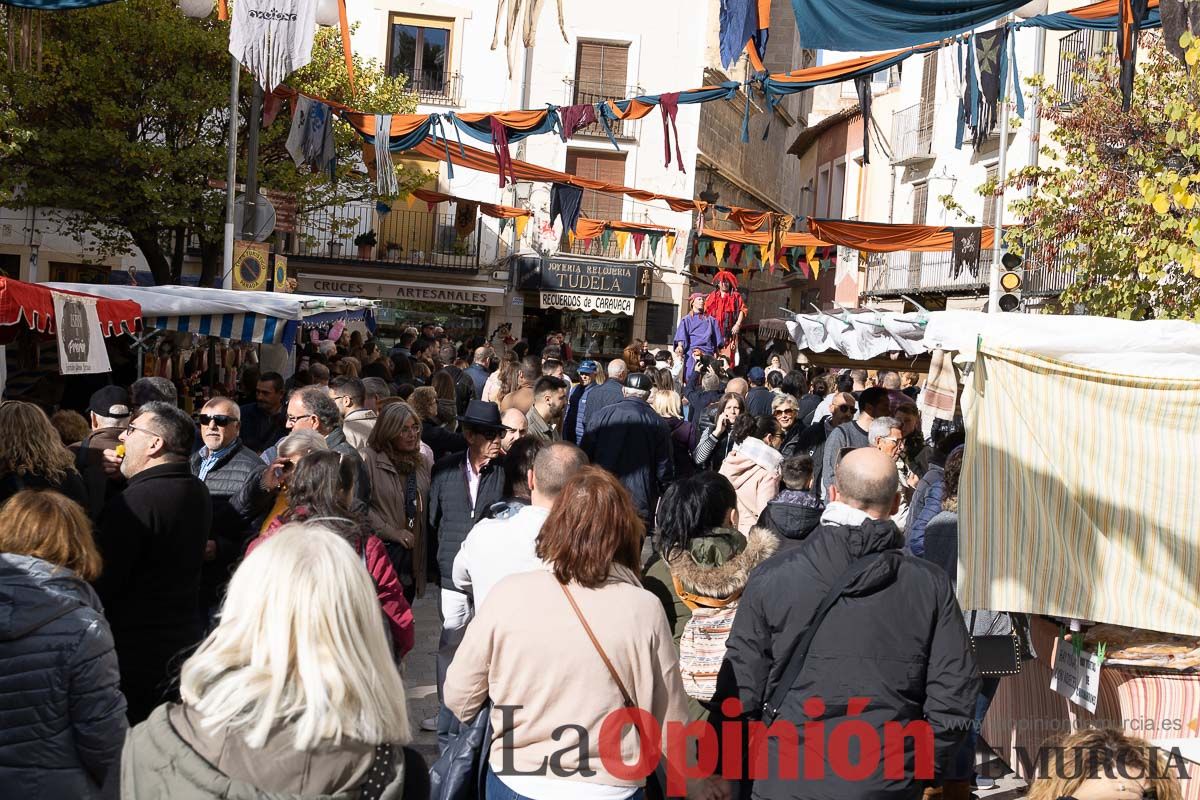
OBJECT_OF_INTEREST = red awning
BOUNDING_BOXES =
[0,278,142,342]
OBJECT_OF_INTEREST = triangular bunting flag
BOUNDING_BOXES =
[631,231,646,255]
[697,239,710,259]
[568,230,577,247]
[615,231,630,254]
[779,255,791,272]
[580,238,593,250]
[426,201,438,213]
[405,193,416,209]
[729,243,743,265]
[758,244,769,265]
[647,232,663,256]
[600,228,614,249]
[498,217,509,235]
[712,240,727,264]
[515,215,529,239]
[666,232,678,256]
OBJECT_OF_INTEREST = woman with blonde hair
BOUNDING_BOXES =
[444,467,725,800]
[1027,728,1182,800]
[0,489,127,798]
[651,388,695,480]
[364,402,432,601]
[0,401,88,508]
[112,524,426,798]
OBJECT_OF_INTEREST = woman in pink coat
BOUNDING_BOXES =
[245,450,414,660]
[718,414,784,535]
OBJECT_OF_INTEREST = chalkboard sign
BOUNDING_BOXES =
[644,301,678,347]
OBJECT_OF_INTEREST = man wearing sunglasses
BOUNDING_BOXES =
[189,398,266,621]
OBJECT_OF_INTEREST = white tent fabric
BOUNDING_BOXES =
[783,309,1200,376]
[43,284,375,321]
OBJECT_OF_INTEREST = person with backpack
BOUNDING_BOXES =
[643,472,779,720]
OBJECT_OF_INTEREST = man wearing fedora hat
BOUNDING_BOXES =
[427,398,510,747]
[581,373,674,531]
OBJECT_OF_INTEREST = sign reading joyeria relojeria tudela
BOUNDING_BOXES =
[540,260,638,297]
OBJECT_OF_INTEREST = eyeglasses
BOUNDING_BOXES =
[774,408,796,416]
[833,405,856,414]
[124,424,160,439]
[329,395,350,403]
[198,414,237,427]
[880,436,902,445]
[287,413,316,424]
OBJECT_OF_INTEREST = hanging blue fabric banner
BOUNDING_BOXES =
[789,0,1030,50]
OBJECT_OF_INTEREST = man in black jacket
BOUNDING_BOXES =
[714,447,978,800]
[581,358,627,433]
[189,397,265,621]
[427,399,508,747]
[562,359,598,444]
[286,387,371,505]
[95,402,213,724]
[581,373,673,530]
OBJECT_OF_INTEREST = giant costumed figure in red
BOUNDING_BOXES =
[704,270,747,367]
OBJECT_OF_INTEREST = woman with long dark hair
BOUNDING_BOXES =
[245,451,414,659]
[431,370,459,429]
[643,473,778,708]
[718,414,783,535]
[691,392,747,471]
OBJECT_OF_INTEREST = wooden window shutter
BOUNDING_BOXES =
[575,42,629,93]
[566,150,627,220]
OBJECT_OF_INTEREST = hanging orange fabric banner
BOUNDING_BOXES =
[729,209,772,233]
[807,219,1000,253]
[412,188,530,220]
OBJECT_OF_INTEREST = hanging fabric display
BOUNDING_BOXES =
[973,27,1006,148]
[228,0,317,92]
[558,104,598,139]
[549,182,584,234]
[697,239,711,260]
[455,201,478,238]
[373,115,400,197]
[729,242,744,265]
[854,76,872,164]
[647,232,664,257]
[787,0,1029,51]
[712,240,728,263]
[490,116,516,187]
[286,97,336,177]
[666,232,678,256]
[515,215,530,239]
[1117,0,1151,109]
[600,228,614,250]
[659,92,686,172]
[950,227,982,278]
[499,217,509,234]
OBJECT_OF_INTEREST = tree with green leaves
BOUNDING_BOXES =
[958,34,1200,319]
[0,0,424,286]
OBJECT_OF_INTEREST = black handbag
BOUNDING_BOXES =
[428,701,493,800]
[968,612,1023,677]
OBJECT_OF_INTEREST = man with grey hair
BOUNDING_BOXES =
[452,441,589,608]
[582,357,627,432]
[582,373,673,529]
[868,415,911,528]
[361,377,390,413]
[96,401,213,723]
[714,446,978,800]
[131,377,177,409]
[285,386,371,503]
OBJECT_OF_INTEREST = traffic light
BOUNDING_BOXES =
[998,250,1023,312]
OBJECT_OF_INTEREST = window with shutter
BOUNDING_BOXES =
[917,53,938,151]
[909,182,929,275]
[565,150,627,256]
[983,164,1000,229]
[574,42,630,136]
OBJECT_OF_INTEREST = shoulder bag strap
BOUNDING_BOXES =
[404,473,418,530]
[558,582,635,709]
[762,550,889,724]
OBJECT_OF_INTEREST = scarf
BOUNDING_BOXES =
[659,92,685,173]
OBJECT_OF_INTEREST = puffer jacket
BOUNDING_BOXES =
[0,553,127,798]
[112,704,427,799]
[718,437,782,535]
[189,441,265,610]
[713,510,979,799]
[755,489,824,546]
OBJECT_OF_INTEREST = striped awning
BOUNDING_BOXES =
[144,313,298,348]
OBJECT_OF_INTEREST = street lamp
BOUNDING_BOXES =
[178,0,214,17]
[315,0,340,27]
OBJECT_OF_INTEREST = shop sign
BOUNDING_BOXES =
[541,259,638,297]
[540,291,635,316]
[297,275,504,307]
[1049,637,1103,713]
[52,291,111,375]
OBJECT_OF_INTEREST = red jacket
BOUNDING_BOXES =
[246,513,415,659]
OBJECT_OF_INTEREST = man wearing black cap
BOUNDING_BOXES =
[581,373,674,530]
[426,399,509,746]
[73,386,133,519]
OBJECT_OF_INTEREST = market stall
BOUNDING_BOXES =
[1,277,141,344]
[782,308,1200,794]
[44,284,376,411]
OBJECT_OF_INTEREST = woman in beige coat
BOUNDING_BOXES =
[718,414,783,535]
[443,467,727,800]
[363,402,431,601]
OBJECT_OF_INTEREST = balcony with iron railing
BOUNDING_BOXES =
[290,200,497,272]
[890,103,935,165]
[863,248,1078,297]
[397,69,463,106]
[1055,30,1115,109]
[564,81,644,139]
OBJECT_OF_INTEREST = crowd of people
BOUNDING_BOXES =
[0,321,1183,800]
